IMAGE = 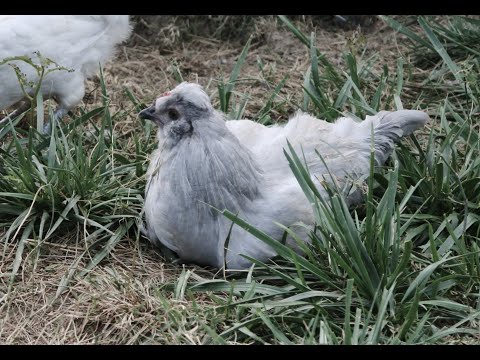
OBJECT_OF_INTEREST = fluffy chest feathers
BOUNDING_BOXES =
[144,124,263,267]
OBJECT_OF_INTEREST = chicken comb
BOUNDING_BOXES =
[160,91,172,97]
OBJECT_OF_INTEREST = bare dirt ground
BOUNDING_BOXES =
[0,16,419,344]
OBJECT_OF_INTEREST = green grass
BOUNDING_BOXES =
[1,15,479,344]
[0,68,151,297]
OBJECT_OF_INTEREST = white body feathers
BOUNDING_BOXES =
[0,15,131,114]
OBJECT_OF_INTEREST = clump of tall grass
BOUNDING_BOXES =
[0,67,152,295]
[381,16,480,65]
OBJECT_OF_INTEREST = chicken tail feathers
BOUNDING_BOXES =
[369,110,429,164]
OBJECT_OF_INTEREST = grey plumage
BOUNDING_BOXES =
[141,82,428,270]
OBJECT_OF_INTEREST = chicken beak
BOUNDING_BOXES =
[139,105,156,121]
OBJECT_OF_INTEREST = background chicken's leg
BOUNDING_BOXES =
[0,101,31,127]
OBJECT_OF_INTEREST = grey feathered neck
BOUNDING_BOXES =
[160,110,264,216]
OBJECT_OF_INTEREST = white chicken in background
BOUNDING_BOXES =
[0,15,132,132]
[140,82,429,270]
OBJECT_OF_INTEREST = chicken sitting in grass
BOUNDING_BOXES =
[140,82,428,270]
[0,15,132,133]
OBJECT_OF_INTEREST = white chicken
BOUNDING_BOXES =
[140,82,428,270]
[0,15,132,132]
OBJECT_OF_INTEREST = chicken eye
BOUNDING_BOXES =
[168,109,180,120]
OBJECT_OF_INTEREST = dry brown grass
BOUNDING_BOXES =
[0,15,432,344]
[0,236,224,344]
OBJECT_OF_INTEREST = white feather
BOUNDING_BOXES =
[0,15,131,118]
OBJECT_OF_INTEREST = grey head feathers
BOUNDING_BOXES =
[139,82,216,147]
